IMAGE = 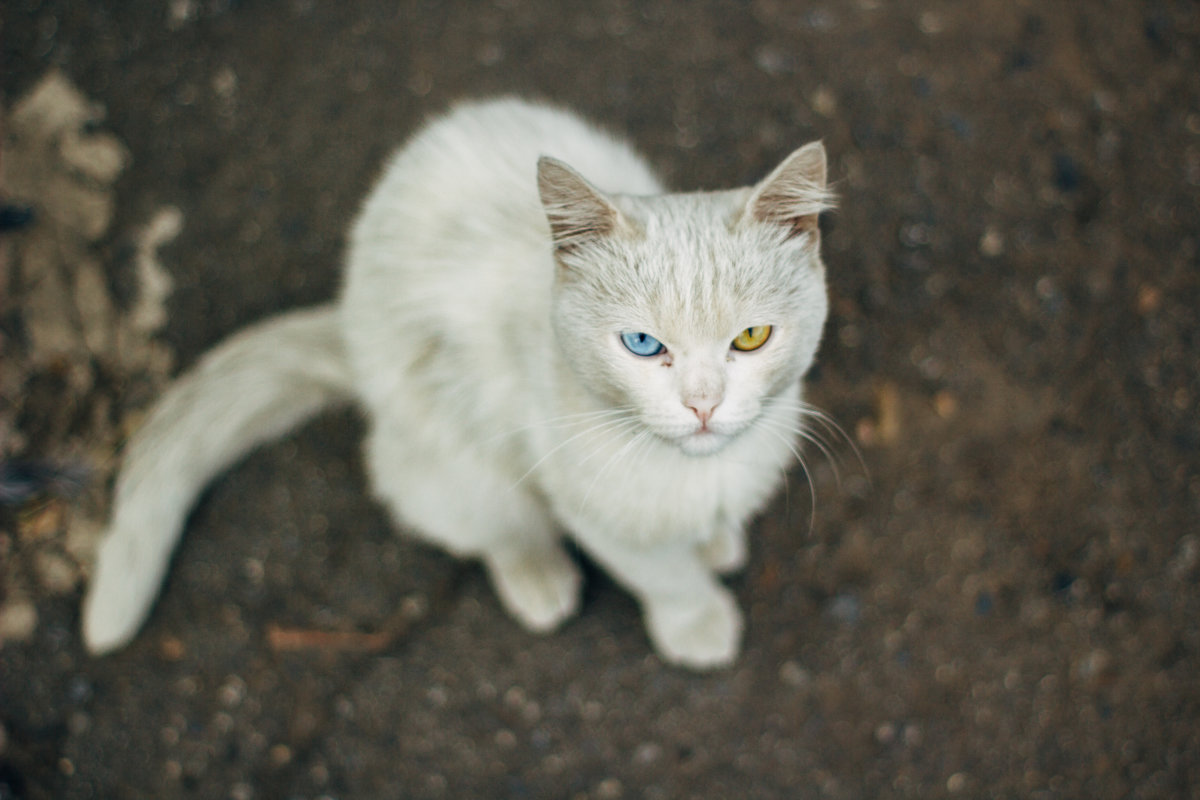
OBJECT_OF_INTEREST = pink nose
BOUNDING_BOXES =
[688,400,720,426]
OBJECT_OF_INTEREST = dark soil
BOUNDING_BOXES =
[2,1,1198,798]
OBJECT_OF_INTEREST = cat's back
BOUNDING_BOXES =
[400,98,661,195]
[350,98,662,260]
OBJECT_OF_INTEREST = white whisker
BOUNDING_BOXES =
[575,418,643,466]
[508,411,637,490]
[580,429,652,511]
[765,396,869,487]
[628,427,663,475]
[486,406,635,447]
[760,425,816,534]
[794,422,843,488]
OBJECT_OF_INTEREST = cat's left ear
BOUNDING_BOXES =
[537,156,624,252]
[743,141,834,242]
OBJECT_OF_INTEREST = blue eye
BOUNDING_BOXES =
[620,331,664,357]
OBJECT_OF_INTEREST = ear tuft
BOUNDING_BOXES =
[744,141,835,240]
[537,156,621,251]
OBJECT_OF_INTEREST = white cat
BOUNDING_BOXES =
[82,98,834,669]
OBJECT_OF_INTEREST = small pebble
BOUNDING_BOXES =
[504,686,527,708]
[159,635,186,661]
[810,86,837,117]
[401,595,427,619]
[828,592,862,625]
[933,391,958,420]
[0,599,38,643]
[899,222,931,248]
[242,558,265,583]
[34,550,79,594]
[855,418,878,446]
[1136,285,1162,315]
[779,660,810,687]
[166,0,195,29]
[218,675,246,708]
[633,742,663,765]
[174,676,199,697]
[269,744,293,766]
[918,11,944,34]
[476,42,504,67]
[875,383,901,444]
[1076,649,1112,683]
[212,66,238,99]
[596,777,623,799]
[753,45,793,76]
[979,226,1005,257]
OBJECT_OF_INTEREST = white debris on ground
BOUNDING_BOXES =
[0,71,181,645]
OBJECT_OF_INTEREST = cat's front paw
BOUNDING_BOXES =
[645,587,744,670]
[485,545,582,633]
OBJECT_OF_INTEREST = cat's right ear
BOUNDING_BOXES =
[537,157,622,253]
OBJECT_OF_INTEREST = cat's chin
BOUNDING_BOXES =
[675,431,733,457]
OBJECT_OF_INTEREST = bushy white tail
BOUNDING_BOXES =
[82,305,354,654]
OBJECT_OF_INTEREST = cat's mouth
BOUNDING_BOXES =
[646,414,747,457]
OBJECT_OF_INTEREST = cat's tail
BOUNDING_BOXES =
[82,304,354,654]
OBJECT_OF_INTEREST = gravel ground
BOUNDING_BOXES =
[2,1,1198,798]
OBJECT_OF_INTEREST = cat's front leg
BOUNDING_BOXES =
[363,420,581,633]
[571,530,743,669]
[697,521,748,575]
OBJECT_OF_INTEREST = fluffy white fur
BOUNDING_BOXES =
[83,98,834,669]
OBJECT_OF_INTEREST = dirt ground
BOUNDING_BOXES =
[1,1,1198,798]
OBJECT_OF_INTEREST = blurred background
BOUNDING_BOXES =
[1,1,1197,798]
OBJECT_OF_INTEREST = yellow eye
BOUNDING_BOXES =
[731,325,772,352]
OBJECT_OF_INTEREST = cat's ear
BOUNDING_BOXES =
[537,156,623,252]
[743,141,834,241]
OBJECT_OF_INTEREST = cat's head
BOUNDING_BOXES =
[539,144,833,457]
